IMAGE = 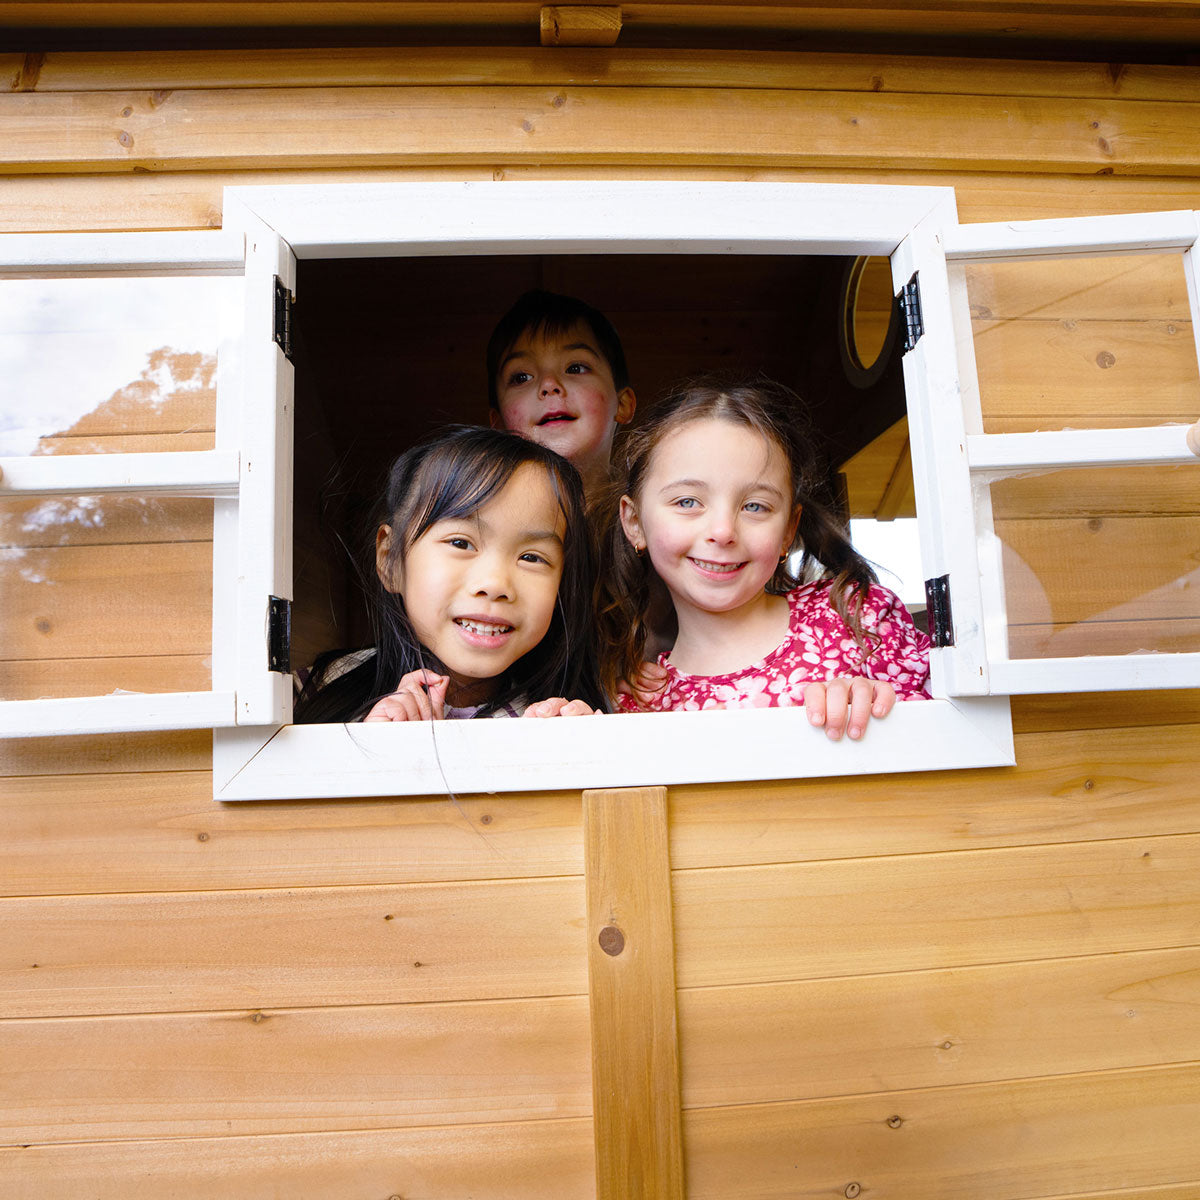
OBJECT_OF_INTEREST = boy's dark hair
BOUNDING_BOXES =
[486,289,631,409]
[594,375,879,703]
[295,425,605,723]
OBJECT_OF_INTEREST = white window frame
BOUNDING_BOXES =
[213,180,1021,800]
[7,182,1197,799]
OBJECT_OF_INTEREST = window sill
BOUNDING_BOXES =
[213,697,1014,801]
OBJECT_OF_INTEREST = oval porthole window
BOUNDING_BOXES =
[840,255,899,387]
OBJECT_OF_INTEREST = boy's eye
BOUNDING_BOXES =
[565,361,590,374]
[505,370,533,388]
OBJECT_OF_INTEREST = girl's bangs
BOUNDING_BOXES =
[403,441,570,549]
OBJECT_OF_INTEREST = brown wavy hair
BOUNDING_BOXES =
[594,376,878,703]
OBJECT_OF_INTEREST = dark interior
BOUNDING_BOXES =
[290,252,908,668]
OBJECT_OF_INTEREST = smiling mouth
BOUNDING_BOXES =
[690,558,744,574]
[454,617,514,637]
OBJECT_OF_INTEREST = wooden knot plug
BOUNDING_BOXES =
[540,6,623,46]
[598,925,625,956]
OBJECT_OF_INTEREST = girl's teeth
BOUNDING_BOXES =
[456,618,511,635]
[693,559,738,572]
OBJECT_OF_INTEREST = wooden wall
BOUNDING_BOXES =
[4,39,1200,1198]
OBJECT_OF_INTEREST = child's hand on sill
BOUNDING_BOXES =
[522,697,597,718]
[804,677,896,741]
[363,670,449,722]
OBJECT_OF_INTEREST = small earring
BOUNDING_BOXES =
[779,551,788,563]
[636,544,646,558]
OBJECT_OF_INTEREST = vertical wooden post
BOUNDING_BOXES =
[583,786,684,1200]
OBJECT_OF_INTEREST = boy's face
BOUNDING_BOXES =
[492,321,636,492]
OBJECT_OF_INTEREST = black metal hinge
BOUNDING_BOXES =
[924,574,954,648]
[273,276,294,362]
[267,595,292,673]
[897,271,924,354]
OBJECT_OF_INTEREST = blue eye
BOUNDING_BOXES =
[676,497,698,509]
[744,501,766,513]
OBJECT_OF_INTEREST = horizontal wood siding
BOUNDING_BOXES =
[2,38,1199,1200]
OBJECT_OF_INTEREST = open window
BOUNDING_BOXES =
[3,183,1195,799]
[0,220,294,737]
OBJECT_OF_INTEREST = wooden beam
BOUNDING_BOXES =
[875,433,914,520]
[11,48,1199,102]
[541,6,622,46]
[3,86,1199,176]
[583,785,684,1200]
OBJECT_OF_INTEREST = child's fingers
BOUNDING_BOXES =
[522,698,596,718]
[426,674,449,721]
[633,661,670,702]
[364,694,416,722]
[804,682,827,724]
[804,677,895,741]
[822,678,853,741]
[368,671,449,722]
[844,677,879,741]
[871,681,897,718]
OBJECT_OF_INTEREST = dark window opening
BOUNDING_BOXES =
[289,253,915,673]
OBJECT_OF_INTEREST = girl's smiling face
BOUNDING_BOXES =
[620,418,798,625]
[378,463,567,707]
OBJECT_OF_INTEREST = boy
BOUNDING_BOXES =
[487,289,637,498]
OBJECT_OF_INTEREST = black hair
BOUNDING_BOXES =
[295,425,605,723]
[486,289,631,410]
[595,375,879,703]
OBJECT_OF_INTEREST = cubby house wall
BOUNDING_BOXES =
[4,29,1200,1200]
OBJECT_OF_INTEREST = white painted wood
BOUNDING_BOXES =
[1182,221,1200,400]
[223,181,956,259]
[944,210,1200,261]
[0,450,240,498]
[989,655,1200,695]
[214,698,1015,802]
[0,692,236,738]
[966,425,1200,472]
[893,206,991,697]
[0,230,243,275]
[218,203,296,729]
[947,257,1011,665]
[211,722,284,797]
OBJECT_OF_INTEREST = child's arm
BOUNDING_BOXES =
[803,678,896,741]
[363,670,449,722]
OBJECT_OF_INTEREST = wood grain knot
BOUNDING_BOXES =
[598,925,625,956]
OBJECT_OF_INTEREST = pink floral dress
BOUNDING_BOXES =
[619,582,931,712]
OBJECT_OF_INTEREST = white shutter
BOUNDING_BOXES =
[0,226,295,735]
[909,209,1200,696]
